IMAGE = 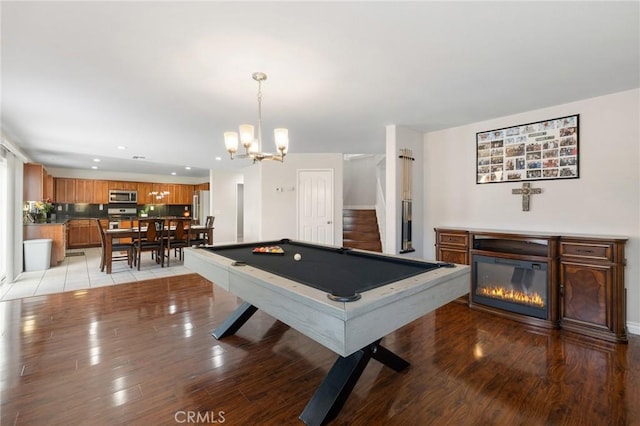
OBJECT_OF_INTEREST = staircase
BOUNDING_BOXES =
[342,209,382,252]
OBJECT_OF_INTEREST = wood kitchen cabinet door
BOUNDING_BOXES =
[92,180,109,204]
[43,171,54,201]
[168,184,192,204]
[88,220,106,245]
[109,181,137,191]
[74,179,94,203]
[180,184,195,204]
[24,163,53,201]
[164,184,177,204]
[137,182,152,204]
[67,220,90,248]
[54,178,75,203]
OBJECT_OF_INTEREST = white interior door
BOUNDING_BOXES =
[298,169,334,245]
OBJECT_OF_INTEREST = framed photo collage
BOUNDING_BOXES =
[476,114,579,184]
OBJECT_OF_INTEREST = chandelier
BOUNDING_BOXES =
[224,72,289,162]
[149,190,170,200]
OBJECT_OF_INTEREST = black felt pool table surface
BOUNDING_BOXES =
[201,239,440,297]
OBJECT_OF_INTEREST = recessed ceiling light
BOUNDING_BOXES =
[215,157,222,161]
[117,146,127,150]
[185,166,191,170]
[91,166,98,169]
[93,158,101,162]
[171,172,176,175]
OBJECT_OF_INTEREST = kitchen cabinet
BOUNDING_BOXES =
[167,184,183,204]
[44,172,54,201]
[93,180,109,204]
[54,178,76,203]
[195,182,209,191]
[136,182,193,205]
[109,181,137,191]
[178,184,195,204]
[67,219,103,248]
[559,236,628,343]
[53,178,93,203]
[24,163,54,201]
[54,178,108,204]
[166,184,178,204]
[54,178,194,205]
[24,223,67,266]
[74,179,94,203]
[137,182,153,204]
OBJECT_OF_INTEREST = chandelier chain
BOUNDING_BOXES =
[257,79,263,153]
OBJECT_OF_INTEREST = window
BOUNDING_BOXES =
[0,146,8,284]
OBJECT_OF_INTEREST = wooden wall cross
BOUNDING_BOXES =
[512,182,542,211]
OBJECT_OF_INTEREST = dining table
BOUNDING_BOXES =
[104,224,213,274]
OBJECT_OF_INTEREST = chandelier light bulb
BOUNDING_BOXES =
[239,124,255,148]
[274,128,289,152]
[224,132,239,154]
[249,140,259,155]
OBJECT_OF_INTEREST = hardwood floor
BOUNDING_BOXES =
[1,273,638,425]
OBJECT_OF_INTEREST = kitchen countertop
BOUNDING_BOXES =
[24,216,194,226]
[24,219,70,226]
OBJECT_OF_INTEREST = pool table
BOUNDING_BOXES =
[184,239,470,425]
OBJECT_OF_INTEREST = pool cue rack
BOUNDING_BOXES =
[399,148,415,253]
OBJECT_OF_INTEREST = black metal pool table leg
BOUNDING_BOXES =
[299,339,410,426]
[211,301,258,339]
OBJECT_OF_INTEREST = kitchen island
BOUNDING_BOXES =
[23,220,68,266]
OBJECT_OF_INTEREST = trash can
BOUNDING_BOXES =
[24,239,52,272]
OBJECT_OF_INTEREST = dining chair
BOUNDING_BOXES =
[132,218,165,270]
[96,219,132,272]
[165,218,192,266]
[192,216,214,246]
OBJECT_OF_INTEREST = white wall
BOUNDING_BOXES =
[386,125,425,258]
[242,164,262,242]
[423,89,640,332]
[210,169,243,244]
[242,153,344,244]
[343,155,381,208]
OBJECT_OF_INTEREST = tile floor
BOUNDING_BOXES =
[0,246,194,301]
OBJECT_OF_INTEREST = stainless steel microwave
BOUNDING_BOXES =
[108,190,138,204]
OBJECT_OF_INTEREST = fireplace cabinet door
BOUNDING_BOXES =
[559,237,627,343]
[561,262,611,327]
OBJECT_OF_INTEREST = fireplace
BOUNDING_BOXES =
[468,232,559,328]
[473,255,548,319]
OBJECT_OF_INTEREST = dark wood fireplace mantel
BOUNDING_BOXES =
[434,228,628,343]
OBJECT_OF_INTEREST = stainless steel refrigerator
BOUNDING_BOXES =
[192,190,210,225]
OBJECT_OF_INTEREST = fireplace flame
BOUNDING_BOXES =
[477,286,545,308]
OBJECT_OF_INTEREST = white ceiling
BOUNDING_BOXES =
[2,1,639,179]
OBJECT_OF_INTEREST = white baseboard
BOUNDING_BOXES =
[627,321,640,336]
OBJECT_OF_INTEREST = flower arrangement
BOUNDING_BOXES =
[35,198,54,215]
[25,198,54,222]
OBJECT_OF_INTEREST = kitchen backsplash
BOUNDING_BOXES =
[54,203,191,219]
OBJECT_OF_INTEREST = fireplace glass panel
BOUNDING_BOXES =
[473,255,548,319]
